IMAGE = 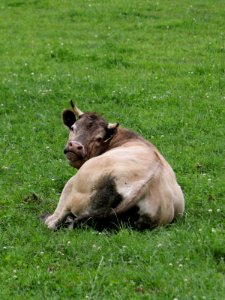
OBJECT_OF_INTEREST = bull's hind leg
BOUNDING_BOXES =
[70,175,124,230]
[132,186,175,229]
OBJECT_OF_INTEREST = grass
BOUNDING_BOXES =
[0,0,224,299]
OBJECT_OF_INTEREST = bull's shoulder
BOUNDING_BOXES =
[109,127,170,166]
[108,127,153,150]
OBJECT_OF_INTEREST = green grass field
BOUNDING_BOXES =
[0,0,224,299]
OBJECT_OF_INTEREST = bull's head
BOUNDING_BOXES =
[63,100,119,169]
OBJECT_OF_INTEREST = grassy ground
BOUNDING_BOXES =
[0,0,224,299]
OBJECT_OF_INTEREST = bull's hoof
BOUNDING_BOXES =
[44,214,60,230]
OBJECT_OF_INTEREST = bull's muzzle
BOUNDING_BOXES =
[64,141,85,159]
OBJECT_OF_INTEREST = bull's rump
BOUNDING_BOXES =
[71,141,184,222]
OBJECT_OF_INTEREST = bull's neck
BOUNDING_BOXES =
[106,127,141,150]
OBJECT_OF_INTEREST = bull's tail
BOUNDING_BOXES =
[113,160,162,214]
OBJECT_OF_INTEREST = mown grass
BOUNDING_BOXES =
[0,0,224,299]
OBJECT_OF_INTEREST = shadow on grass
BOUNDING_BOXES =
[39,208,184,234]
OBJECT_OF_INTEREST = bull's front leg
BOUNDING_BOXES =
[44,177,90,230]
[44,210,68,230]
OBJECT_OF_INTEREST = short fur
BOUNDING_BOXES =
[44,105,185,230]
[90,175,123,213]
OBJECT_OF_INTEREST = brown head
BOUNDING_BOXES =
[63,101,119,168]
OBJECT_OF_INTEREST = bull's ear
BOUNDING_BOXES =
[62,110,76,128]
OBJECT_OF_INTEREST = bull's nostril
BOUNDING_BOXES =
[77,146,83,150]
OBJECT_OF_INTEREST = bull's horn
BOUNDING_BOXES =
[70,99,84,117]
[107,122,119,130]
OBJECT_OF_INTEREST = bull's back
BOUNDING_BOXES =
[76,141,159,188]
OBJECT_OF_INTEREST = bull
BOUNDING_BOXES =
[44,101,185,230]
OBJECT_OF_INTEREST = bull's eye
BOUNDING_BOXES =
[96,137,103,143]
[71,125,77,132]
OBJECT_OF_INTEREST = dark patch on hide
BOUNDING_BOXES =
[134,214,158,230]
[133,206,162,230]
[119,206,160,230]
[90,175,123,214]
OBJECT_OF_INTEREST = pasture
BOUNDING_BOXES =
[0,0,224,299]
